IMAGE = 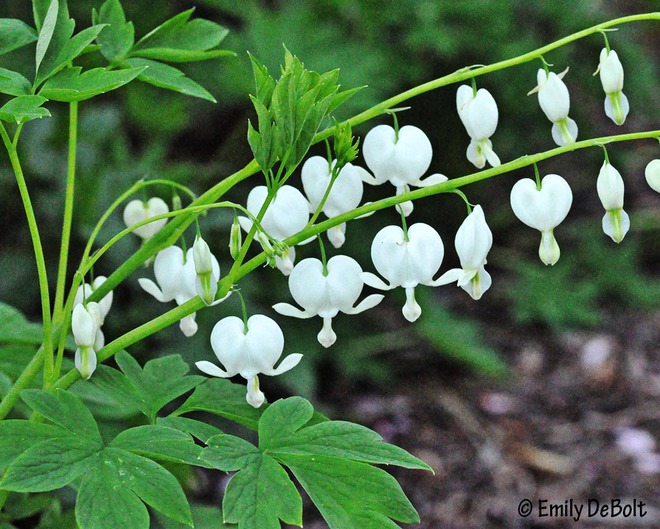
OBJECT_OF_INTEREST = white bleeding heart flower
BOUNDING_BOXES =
[301,156,372,248]
[193,236,220,305]
[362,124,448,216]
[510,173,573,265]
[72,302,102,380]
[139,245,221,336]
[533,69,578,146]
[597,162,629,243]
[239,185,311,274]
[361,223,445,322]
[456,85,501,169]
[74,276,113,325]
[436,205,493,300]
[273,255,383,348]
[644,159,660,193]
[196,314,303,408]
[123,198,169,241]
[596,48,629,125]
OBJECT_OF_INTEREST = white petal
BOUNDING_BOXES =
[346,294,384,315]
[597,162,625,210]
[195,360,232,378]
[428,268,463,287]
[360,272,392,291]
[272,302,314,319]
[402,287,421,322]
[510,174,572,231]
[602,209,630,243]
[538,70,571,122]
[644,159,660,193]
[245,375,265,408]
[411,173,449,187]
[327,224,346,248]
[74,347,97,380]
[179,314,198,337]
[265,353,304,376]
[138,278,169,303]
[604,91,629,125]
[551,117,578,146]
[539,230,561,266]
[317,317,337,348]
[461,266,492,300]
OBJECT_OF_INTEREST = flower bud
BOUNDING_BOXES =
[229,217,242,259]
[596,162,629,243]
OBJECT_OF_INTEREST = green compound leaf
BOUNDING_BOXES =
[0,19,38,56]
[0,302,44,345]
[110,425,204,466]
[0,96,50,124]
[0,420,71,473]
[126,58,216,101]
[92,0,134,62]
[202,433,260,472]
[283,454,419,529]
[175,377,265,430]
[39,66,144,101]
[76,448,193,529]
[261,398,431,470]
[156,416,223,444]
[36,24,107,86]
[0,68,32,97]
[223,453,302,529]
[35,0,60,73]
[131,8,231,63]
[0,437,100,492]
[114,351,205,421]
[20,389,102,444]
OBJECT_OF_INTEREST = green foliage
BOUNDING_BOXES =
[39,66,145,102]
[0,303,44,346]
[90,351,204,423]
[0,95,50,124]
[126,58,216,102]
[0,68,31,97]
[201,397,430,529]
[0,19,38,56]
[92,0,134,62]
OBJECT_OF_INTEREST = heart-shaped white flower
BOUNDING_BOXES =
[74,276,113,324]
[436,205,493,300]
[645,159,660,193]
[456,85,501,168]
[362,223,444,322]
[273,255,383,347]
[597,48,629,125]
[196,314,303,407]
[510,174,573,265]
[597,162,629,243]
[533,69,578,146]
[239,185,311,274]
[123,198,169,241]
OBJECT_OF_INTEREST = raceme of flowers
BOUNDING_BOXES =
[73,45,654,404]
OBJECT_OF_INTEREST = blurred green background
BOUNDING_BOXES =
[0,0,658,403]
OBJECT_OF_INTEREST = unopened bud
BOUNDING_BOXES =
[229,218,242,260]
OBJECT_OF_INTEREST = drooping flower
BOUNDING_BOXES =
[123,198,169,241]
[436,205,493,300]
[196,314,303,408]
[301,156,371,248]
[456,85,501,168]
[362,124,448,216]
[193,236,219,305]
[238,185,311,275]
[596,48,629,125]
[273,255,384,347]
[72,302,103,379]
[74,276,113,325]
[139,245,220,336]
[645,159,660,193]
[361,223,445,322]
[596,162,629,243]
[532,69,578,146]
[510,174,573,265]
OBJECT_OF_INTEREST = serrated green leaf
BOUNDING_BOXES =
[36,24,107,85]
[0,420,70,473]
[80,448,192,527]
[0,68,32,97]
[261,398,431,470]
[223,453,301,529]
[110,425,204,466]
[156,416,223,443]
[0,302,44,345]
[0,19,38,56]
[130,47,234,63]
[283,454,419,529]
[175,377,264,430]
[248,53,275,106]
[38,66,144,101]
[93,0,134,62]
[87,363,144,413]
[202,434,259,471]
[35,0,59,73]
[0,95,50,124]
[0,437,100,492]
[76,452,149,529]
[126,58,216,102]
[20,389,102,443]
[133,10,229,58]
[114,352,204,421]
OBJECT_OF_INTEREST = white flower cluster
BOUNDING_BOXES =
[71,45,656,409]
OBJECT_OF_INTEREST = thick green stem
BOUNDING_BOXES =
[0,123,54,383]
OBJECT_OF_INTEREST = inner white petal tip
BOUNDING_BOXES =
[318,317,337,348]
